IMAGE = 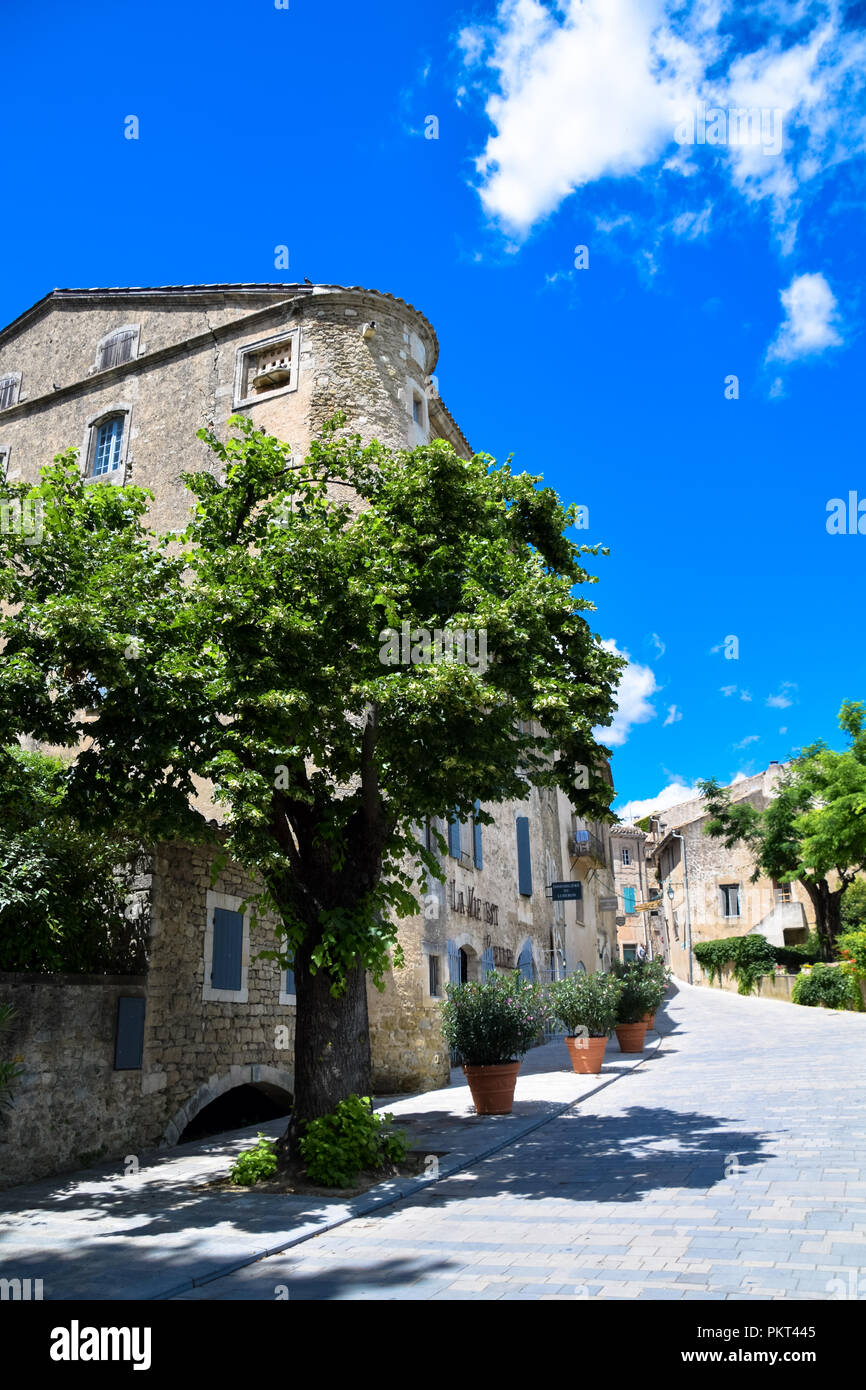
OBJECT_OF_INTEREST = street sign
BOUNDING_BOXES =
[599,896,618,912]
[549,881,582,902]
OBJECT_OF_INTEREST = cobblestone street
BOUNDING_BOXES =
[176,981,866,1301]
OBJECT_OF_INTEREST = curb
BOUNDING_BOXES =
[151,1023,669,1300]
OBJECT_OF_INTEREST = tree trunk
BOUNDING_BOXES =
[278,924,371,1163]
[802,879,845,961]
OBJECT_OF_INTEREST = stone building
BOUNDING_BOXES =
[0,282,615,1183]
[609,825,664,962]
[642,765,815,985]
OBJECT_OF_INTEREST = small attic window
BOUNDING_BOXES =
[234,330,299,407]
[96,327,139,372]
[0,374,22,411]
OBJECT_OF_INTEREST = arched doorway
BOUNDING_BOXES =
[517,939,534,983]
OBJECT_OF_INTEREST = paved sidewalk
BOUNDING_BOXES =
[172,982,866,1301]
[0,1018,657,1300]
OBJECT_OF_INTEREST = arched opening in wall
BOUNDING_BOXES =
[178,1083,292,1144]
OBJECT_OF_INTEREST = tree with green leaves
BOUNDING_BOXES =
[699,701,866,961]
[0,746,141,973]
[0,415,623,1150]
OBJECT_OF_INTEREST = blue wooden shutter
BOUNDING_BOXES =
[448,812,461,859]
[517,941,534,983]
[284,958,296,997]
[516,816,532,896]
[212,907,243,990]
[481,945,494,977]
[114,996,145,1070]
[447,939,461,985]
[623,886,636,914]
[473,799,483,869]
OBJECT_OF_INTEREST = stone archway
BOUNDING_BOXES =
[160,1063,295,1148]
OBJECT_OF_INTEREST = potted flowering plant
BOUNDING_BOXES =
[640,956,670,1029]
[614,965,658,1052]
[551,971,622,1074]
[440,971,548,1114]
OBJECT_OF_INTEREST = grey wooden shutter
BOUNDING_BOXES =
[516,816,532,896]
[114,996,145,1070]
[212,907,243,990]
[517,941,534,984]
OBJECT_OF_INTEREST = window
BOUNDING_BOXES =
[623,946,637,963]
[428,953,441,998]
[412,394,425,426]
[516,816,532,896]
[92,416,124,477]
[448,811,461,858]
[96,327,138,372]
[473,800,483,869]
[203,891,249,1001]
[280,950,296,1005]
[623,885,636,915]
[234,330,299,407]
[720,883,741,918]
[0,374,21,411]
[621,847,631,866]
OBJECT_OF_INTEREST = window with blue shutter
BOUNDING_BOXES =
[212,907,243,990]
[516,816,532,896]
[448,812,462,859]
[284,958,296,998]
[517,941,534,983]
[447,939,461,986]
[114,996,145,1070]
[623,886,636,914]
[473,799,483,869]
[481,945,494,977]
[92,416,124,476]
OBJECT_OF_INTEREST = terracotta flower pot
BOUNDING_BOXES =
[642,1011,656,1029]
[565,1034,608,1075]
[615,1022,648,1053]
[463,1061,521,1115]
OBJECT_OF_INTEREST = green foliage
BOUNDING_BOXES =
[551,970,622,1037]
[838,928,866,979]
[229,1132,278,1186]
[298,1095,407,1188]
[440,971,548,1065]
[615,964,661,1023]
[693,934,777,994]
[841,879,866,932]
[791,964,862,1011]
[0,747,142,973]
[771,933,822,970]
[0,420,623,997]
[698,702,866,959]
[0,1003,23,1118]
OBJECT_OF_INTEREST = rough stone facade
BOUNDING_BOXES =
[0,281,615,1179]
[609,825,664,961]
[643,765,815,984]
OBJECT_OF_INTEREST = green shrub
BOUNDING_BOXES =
[299,1095,407,1188]
[838,928,866,979]
[440,971,548,1066]
[616,965,660,1024]
[791,964,863,1012]
[0,1003,23,1119]
[694,934,777,994]
[551,971,621,1037]
[229,1132,278,1186]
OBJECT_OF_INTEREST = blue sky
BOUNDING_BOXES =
[2,0,864,818]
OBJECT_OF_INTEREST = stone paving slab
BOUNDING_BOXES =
[169,982,866,1301]
[0,1027,658,1300]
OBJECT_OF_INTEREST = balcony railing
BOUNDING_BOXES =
[570,830,607,864]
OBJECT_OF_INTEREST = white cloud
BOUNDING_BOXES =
[649,631,666,656]
[734,733,761,749]
[766,681,798,708]
[779,725,788,734]
[664,704,683,726]
[595,638,659,747]
[461,0,866,247]
[615,777,703,824]
[740,690,752,702]
[720,684,738,696]
[766,272,843,362]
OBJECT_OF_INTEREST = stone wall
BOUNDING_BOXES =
[0,842,296,1189]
